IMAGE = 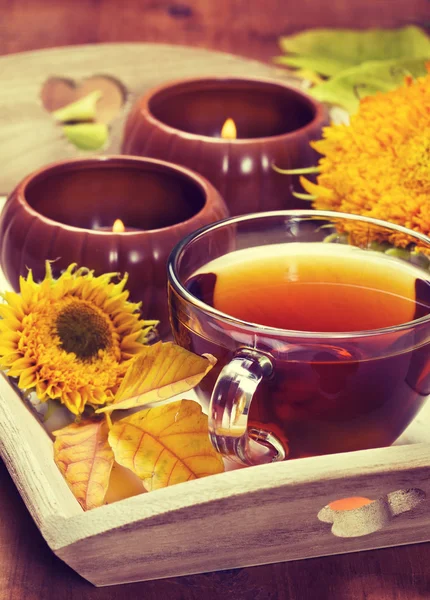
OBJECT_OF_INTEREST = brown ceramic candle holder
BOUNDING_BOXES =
[122,76,329,216]
[0,156,228,334]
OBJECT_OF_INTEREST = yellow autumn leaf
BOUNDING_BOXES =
[109,400,224,491]
[104,461,146,504]
[53,419,114,510]
[52,90,102,123]
[63,123,109,150]
[97,341,216,413]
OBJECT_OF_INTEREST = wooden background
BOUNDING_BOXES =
[0,0,428,62]
[1,0,430,598]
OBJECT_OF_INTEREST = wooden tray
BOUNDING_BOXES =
[1,189,430,585]
[0,46,429,587]
[1,352,430,587]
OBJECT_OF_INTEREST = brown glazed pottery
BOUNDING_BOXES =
[122,76,329,216]
[0,156,228,334]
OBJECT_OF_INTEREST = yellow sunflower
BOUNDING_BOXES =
[0,264,158,415]
[298,67,430,250]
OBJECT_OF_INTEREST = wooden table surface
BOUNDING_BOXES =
[1,1,430,598]
[0,0,428,63]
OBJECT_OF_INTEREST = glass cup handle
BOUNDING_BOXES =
[208,348,286,466]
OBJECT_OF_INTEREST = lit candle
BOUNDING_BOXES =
[98,219,138,232]
[112,218,126,233]
[221,118,237,140]
[0,156,228,335]
[123,77,329,216]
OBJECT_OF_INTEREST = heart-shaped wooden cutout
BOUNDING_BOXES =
[318,489,426,538]
[41,74,127,124]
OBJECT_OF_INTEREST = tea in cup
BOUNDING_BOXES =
[168,211,430,465]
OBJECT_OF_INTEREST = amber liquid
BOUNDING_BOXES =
[180,243,430,458]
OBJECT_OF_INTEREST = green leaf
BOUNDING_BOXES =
[278,26,430,76]
[53,90,102,123]
[63,123,109,150]
[273,54,350,77]
[308,58,429,113]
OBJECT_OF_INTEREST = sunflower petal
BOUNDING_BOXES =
[300,176,334,198]
[18,366,38,389]
[7,356,35,376]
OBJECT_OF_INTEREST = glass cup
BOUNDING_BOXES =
[167,211,430,466]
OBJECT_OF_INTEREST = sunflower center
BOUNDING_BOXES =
[55,300,113,360]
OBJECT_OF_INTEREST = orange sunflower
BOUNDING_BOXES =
[299,67,430,250]
[0,264,158,415]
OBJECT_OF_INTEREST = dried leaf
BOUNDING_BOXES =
[63,123,108,150]
[109,399,224,491]
[277,26,430,77]
[97,341,216,413]
[104,461,146,504]
[309,58,429,112]
[53,419,114,510]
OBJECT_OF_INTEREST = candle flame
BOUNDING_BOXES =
[221,118,237,140]
[112,219,125,233]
